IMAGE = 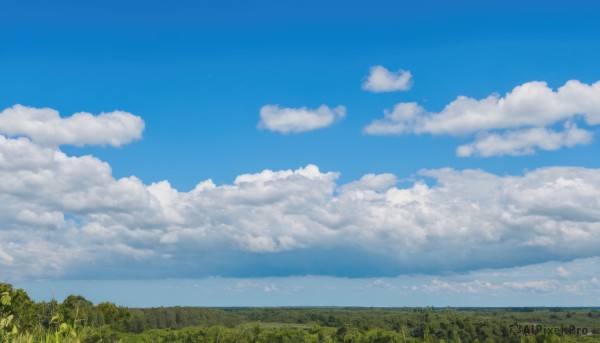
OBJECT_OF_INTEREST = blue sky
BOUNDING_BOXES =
[2,0,600,306]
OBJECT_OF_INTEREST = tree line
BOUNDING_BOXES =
[1,282,599,342]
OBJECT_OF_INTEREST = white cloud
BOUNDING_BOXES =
[362,65,413,93]
[258,104,346,134]
[0,104,144,147]
[3,105,600,280]
[363,102,425,135]
[364,80,600,156]
[456,122,593,157]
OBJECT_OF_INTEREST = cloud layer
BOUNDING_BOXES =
[258,104,346,134]
[16,257,600,307]
[364,80,600,156]
[2,107,600,280]
[0,105,144,147]
[362,66,413,93]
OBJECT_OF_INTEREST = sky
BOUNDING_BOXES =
[1,0,600,306]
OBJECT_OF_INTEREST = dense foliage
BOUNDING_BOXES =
[1,283,599,342]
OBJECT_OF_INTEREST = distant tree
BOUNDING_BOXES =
[59,295,93,328]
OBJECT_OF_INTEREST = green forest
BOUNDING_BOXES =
[1,283,599,342]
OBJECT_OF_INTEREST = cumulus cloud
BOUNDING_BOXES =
[0,104,144,147]
[362,65,413,93]
[3,112,600,281]
[258,104,346,134]
[364,80,600,156]
[3,104,600,281]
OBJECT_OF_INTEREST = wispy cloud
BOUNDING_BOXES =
[456,122,593,157]
[557,266,571,277]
